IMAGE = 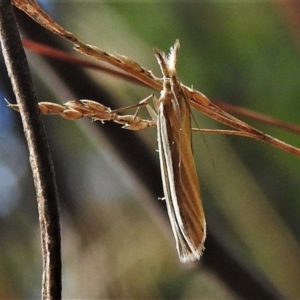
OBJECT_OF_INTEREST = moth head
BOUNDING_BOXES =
[153,40,180,79]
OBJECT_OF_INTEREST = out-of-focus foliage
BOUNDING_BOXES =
[1,1,300,299]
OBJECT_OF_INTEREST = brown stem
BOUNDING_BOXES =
[0,1,61,299]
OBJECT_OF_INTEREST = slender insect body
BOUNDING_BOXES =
[155,41,206,262]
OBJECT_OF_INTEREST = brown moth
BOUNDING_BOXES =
[154,41,206,262]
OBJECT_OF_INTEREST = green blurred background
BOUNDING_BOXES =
[1,0,300,299]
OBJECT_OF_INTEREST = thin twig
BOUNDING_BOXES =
[0,1,61,299]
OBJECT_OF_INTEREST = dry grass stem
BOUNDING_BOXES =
[8,99,157,130]
[11,0,300,158]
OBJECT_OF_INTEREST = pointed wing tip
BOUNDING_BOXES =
[179,242,206,263]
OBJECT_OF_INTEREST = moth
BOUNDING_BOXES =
[154,41,206,262]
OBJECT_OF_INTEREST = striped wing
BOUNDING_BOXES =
[157,87,206,262]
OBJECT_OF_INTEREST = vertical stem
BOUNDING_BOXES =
[0,1,61,299]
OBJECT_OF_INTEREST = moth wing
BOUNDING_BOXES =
[157,92,206,262]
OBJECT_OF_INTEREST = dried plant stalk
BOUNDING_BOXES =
[8,99,265,140]
[12,0,300,157]
[8,99,156,129]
